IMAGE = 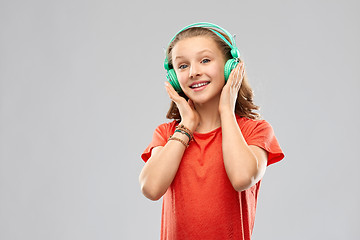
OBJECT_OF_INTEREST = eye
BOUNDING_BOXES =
[178,64,188,69]
[201,59,211,64]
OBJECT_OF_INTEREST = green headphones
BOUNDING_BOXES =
[164,22,240,93]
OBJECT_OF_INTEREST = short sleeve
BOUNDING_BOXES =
[245,120,284,166]
[141,122,174,163]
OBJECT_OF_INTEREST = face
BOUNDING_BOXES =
[171,36,226,104]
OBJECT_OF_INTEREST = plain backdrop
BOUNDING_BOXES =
[1,0,359,239]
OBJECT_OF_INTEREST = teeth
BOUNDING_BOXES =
[191,82,209,88]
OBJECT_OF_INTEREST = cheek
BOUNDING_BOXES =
[211,65,225,81]
[176,71,187,86]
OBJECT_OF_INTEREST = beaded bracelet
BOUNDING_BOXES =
[174,129,192,142]
[168,135,189,148]
[176,124,194,140]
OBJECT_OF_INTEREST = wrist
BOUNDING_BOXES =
[169,132,190,148]
[219,108,235,118]
[179,121,197,134]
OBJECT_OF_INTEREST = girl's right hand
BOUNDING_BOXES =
[164,82,200,133]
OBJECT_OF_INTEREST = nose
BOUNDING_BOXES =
[189,64,201,78]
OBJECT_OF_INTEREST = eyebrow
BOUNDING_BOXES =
[174,49,214,61]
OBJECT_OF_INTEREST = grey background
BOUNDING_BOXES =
[1,0,359,239]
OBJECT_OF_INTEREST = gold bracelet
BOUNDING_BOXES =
[168,135,189,148]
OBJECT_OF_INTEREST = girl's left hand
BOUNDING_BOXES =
[219,61,245,114]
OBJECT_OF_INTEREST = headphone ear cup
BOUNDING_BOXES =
[224,58,239,82]
[167,69,182,93]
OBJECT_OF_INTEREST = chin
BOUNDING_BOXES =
[189,93,220,105]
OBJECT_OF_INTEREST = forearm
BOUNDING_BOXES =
[220,110,259,191]
[139,131,189,201]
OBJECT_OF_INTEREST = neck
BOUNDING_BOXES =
[193,96,222,133]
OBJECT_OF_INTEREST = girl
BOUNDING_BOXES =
[139,22,284,240]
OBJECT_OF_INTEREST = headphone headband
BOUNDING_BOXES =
[165,22,240,68]
[168,22,236,45]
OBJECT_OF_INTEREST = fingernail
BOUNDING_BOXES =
[164,82,169,86]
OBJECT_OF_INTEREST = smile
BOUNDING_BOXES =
[190,81,210,89]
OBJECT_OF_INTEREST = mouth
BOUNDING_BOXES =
[189,81,210,89]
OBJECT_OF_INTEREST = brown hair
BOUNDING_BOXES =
[166,27,260,120]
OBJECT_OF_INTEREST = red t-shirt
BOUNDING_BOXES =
[141,115,284,240]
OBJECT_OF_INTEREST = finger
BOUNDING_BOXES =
[165,86,179,104]
[164,82,174,98]
[234,64,244,89]
[231,62,242,88]
[235,65,245,89]
[188,99,195,110]
[232,63,242,89]
[164,82,181,102]
[226,62,239,88]
[164,82,177,95]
